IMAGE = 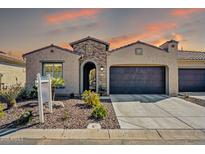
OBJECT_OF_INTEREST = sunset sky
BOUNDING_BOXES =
[0,8,205,57]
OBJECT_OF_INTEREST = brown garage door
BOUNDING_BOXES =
[110,66,166,94]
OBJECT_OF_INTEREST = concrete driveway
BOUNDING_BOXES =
[180,92,205,101]
[110,95,205,129]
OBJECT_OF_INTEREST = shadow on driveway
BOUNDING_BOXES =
[110,94,170,103]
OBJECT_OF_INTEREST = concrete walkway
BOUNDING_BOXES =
[1,129,205,144]
[111,94,205,129]
[180,92,205,101]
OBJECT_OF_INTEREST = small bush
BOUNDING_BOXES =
[61,111,69,121]
[51,78,65,100]
[17,110,33,125]
[29,85,38,99]
[82,90,101,107]
[91,105,107,120]
[0,84,22,108]
[0,103,5,118]
[17,87,30,100]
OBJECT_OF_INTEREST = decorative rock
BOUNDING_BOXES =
[52,101,65,108]
[87,123,101,129]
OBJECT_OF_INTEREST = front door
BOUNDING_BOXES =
[83,62,96,92]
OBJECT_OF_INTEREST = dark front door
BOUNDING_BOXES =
[179,68,205,92]
[110,66,165,94]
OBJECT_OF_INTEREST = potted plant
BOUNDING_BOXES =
[51,78,64,100]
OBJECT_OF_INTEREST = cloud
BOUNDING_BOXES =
[151,38,168,47]
[146,22,176,32]
[59,42,73,50]
[109,22,177,49]
[171,8,205,17]
[45,9,101,24]
[151,33,185,46]
[47,22,100,35]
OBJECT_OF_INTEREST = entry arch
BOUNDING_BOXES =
[80,60,99,93]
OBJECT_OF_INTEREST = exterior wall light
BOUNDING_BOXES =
[100,66,104,71]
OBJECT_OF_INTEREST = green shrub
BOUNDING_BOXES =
[91,105,107,120]
[61,111,69,121]
[17,110,33,125]
[29,85,38,99]
[0,103,5,118]
[51,78,65,88]
[51,78,65,100]
[17,87,30,100]
[82,90,101,107]
[0,84,22,108]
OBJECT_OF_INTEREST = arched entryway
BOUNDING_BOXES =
[81,61,98,93]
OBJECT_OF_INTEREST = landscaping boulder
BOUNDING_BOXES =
[53,101,65,108]
[87,123,101,129]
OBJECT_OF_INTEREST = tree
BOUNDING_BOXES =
[51,78,64,100]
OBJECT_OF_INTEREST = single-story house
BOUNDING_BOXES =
[0,51,26,90]
[22,36,205,96]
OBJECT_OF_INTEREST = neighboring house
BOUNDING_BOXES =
[22,36,205,96]
[0,51,26,90]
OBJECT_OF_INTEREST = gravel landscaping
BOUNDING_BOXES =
[178,96,205,107]
[0,98,120,129]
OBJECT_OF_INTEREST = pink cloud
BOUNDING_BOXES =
[171,8,205,17]
[109,22,177,49]
[45,9,101,24]
[151,33,184,46]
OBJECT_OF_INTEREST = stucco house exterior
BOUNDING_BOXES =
[0,51,26,90]
[23,36,205,96]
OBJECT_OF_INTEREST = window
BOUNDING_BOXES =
[42,63,63,78]
[135,48,143,55]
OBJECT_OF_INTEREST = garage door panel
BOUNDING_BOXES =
[179,69,205,92]
[110,66,165,94]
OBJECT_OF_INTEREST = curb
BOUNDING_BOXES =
[1,129,205,141]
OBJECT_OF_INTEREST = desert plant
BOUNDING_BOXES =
[61,111,69,121]
[82,90,101,107]
[17,87,30,100]
[17,110,33,125]
[91,105,107,120]
[29,85,37,99]
[0,103,5,118]
[51,78,64,100]
[0,84,22,108]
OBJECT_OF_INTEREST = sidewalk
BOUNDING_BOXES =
[1,129,205,141]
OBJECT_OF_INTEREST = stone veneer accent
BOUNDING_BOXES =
[72,40,108,94]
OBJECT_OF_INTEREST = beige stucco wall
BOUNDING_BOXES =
[178,60,205,68]
[0,62,25,87]
[24,46,80,95]
[107,43,178,96]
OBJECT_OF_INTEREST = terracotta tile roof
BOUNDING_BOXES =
[0,52,25,65]
[178,50,205,60]
[70,36,110,50]
[22,44,80,57]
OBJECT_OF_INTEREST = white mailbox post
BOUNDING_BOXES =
[37,73,53,123]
